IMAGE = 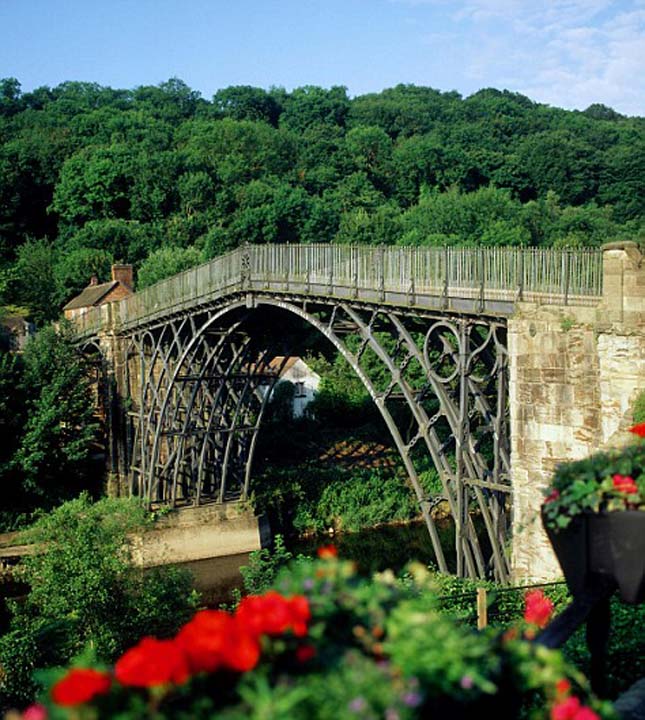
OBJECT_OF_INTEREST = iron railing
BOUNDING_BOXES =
[72,244,604,336]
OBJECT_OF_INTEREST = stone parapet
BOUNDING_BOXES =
[600,241,644,326]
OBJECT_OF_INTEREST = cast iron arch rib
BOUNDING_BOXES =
[115,294,509,580]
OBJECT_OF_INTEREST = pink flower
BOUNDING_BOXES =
[552,696,581,720]
[573,708,600,720]
[22,705,47,720]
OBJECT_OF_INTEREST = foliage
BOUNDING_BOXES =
[253,464,418,536]
[136,245,203,289]
[13,323,98,500]
[632,390,645,425]
[238,535,296,596]
[26,556,614,719]
[542,430,645,529]
[0,494,197,710]
[0,322,100,525]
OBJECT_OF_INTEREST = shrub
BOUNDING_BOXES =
[0,495,197,710]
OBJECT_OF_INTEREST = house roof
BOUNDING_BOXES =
[244,356,311,377]
[63,281,119,311]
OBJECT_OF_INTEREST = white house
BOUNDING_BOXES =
[260,356,321,418]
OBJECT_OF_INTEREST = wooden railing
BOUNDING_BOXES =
[72,244,604,336]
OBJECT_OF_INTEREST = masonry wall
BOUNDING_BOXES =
[510,242,645,581]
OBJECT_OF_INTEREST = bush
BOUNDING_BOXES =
[0,495,197,710]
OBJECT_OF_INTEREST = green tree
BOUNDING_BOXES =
[137,245,203,288]
[14,323,98,499]
[51,144,134,225]
[10,238,57,323]
[61,218,159,265]
[280,86,350,133]
[213,85,282,126]
[0,351,26,517]
[53,246,114,306]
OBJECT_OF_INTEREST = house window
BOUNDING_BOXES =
[294,381,306,398]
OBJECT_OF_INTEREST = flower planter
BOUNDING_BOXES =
[543,510,645,604]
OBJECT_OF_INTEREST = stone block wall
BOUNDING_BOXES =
[510,242,645,582]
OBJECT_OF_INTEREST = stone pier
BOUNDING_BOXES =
[510,242,645,581]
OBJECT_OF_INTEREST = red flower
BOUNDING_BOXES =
[236,591,311,639]
[524,590,554,628]
[177,610,260,674]
[544,488,560,504]
[115,637,190,688]
[317,544,338,559]
[555,679,571,697]
[629,422,645,438]
[612,474,638,494]
[552,696,581,720]
[51,668,111,707]
[295,644,316,663]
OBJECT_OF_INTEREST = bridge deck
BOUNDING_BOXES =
[72,244,603,337]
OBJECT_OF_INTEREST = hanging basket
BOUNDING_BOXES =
[542,509,645,605]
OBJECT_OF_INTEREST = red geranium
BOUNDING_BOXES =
[295,644,316,663]
[115,637,190,688]
[551,696,600,720]
[612,474,638,494]
[629,422,645,438]
[544,488,560,504]
[51,668,111,707]
[177,609,260,674]
[555,678,571,697]
[236,591,311,638]
[317,544,338,559]
[524,590,554,629]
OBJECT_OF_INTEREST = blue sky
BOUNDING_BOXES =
[1,0,643,116]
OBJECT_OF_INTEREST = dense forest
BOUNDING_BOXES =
[0,77,643,323]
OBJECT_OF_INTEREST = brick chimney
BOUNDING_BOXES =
[111,264,133,289]
[89,275,99,286]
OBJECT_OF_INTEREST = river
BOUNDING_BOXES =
[178,518,453,606]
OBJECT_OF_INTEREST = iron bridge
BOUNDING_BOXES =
[76,244,603,583]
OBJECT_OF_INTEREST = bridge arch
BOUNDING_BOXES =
[122,293,510,581]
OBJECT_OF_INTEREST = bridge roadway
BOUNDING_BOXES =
[74,244,604,584]
[74,244,602,337]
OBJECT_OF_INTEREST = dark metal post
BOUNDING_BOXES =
[442,246,449,308]
[587,595,611,697]
[478,248,485,313]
